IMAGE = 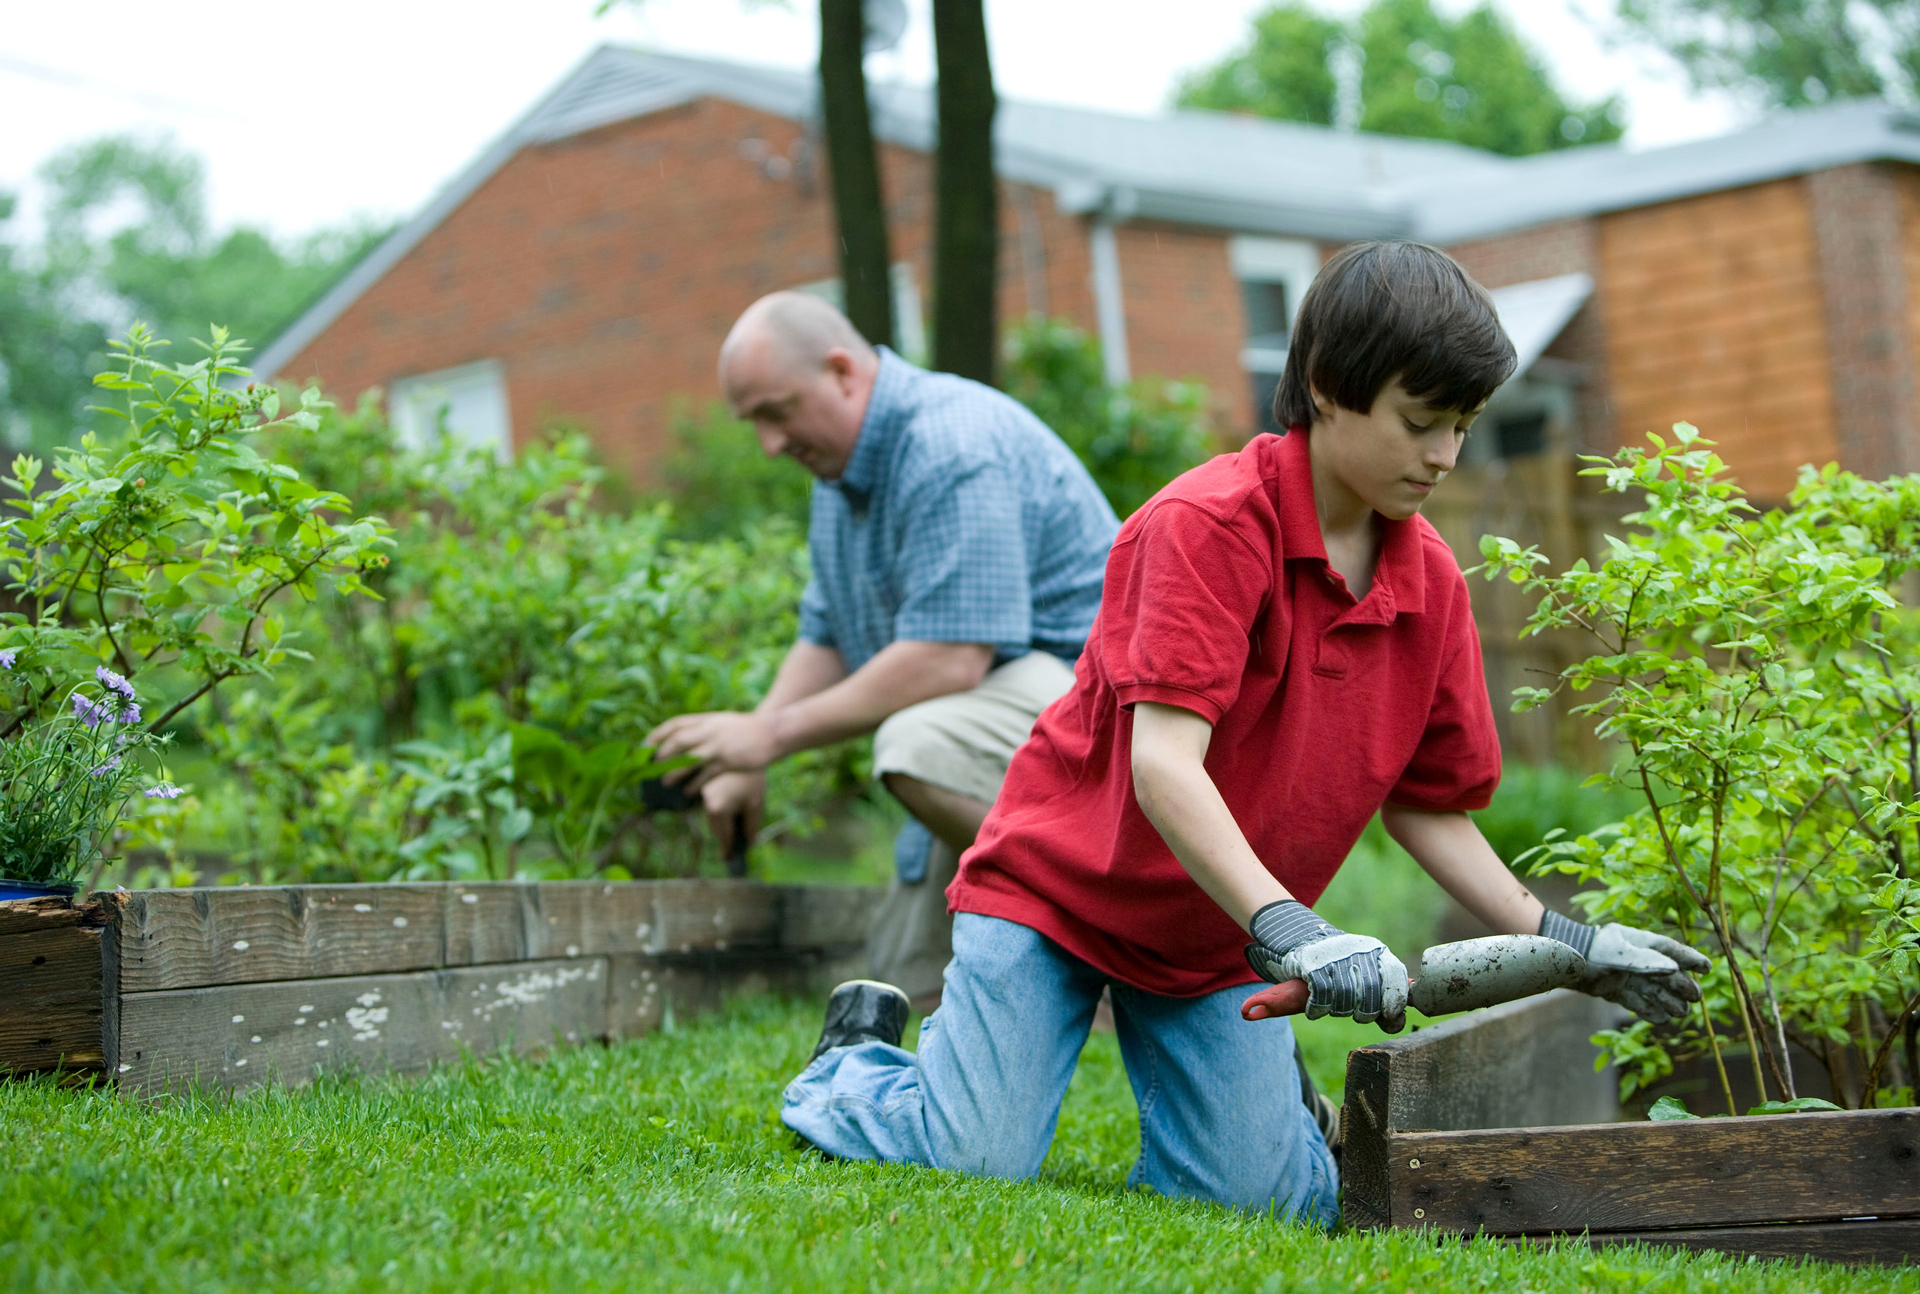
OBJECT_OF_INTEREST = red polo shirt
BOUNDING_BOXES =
[947,428,1501,998]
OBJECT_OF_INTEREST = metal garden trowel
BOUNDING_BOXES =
[639,776,749,878]
[1238,934,1586,1024]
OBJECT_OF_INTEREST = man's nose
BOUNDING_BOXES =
[755,425,788,458]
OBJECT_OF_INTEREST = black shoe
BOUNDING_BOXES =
[808,979,911,1064]
[1295,1039,1342,1161]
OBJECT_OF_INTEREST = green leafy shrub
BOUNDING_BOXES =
[1471,761,1638,871]
[0,327,388,884]
[1480,423,1920,1111]
[202,403,856,883]
[1002,317,1217,517]
[652,400,812,540]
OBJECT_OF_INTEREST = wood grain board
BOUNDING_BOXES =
[117,957,612,1094]
[114,881,878,992]
[1529,1217,1920,1266]
[1389,1108,1920,1235]
[0,923,104,1072]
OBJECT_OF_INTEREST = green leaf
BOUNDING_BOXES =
[1746,1098,1843,1116]
[1646,1096,1698,1121]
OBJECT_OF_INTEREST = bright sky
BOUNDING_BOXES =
[0,0,1744,243]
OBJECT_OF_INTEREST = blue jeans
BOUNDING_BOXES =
[781,912,1340,1223]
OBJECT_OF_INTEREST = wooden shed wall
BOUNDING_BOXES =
[1594,178,1838,502]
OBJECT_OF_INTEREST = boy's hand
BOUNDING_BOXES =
[1539,910,1710,1024]
[1245,899,1409,1031]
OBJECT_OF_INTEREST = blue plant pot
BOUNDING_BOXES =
[0,879,79,902]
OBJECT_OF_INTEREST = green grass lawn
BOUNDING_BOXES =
[5,996,1903,1293]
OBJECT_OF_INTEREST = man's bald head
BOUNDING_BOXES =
[718,292,882,480]
[721,291,876,386]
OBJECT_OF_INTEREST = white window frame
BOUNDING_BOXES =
[388,359,512,460]
[793,263,928,365]
[1230,236,1320,373]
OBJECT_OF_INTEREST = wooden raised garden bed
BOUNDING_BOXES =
[1342,989,1920,1265]
[0,880,877,1094]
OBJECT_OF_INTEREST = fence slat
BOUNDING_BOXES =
[116,957,609,1094]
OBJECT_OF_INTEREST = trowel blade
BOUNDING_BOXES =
[1407,934,1586,1017]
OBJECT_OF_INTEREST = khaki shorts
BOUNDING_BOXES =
[865,651,1078,1001]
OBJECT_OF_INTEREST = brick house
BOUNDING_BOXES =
[261,46,1920,499]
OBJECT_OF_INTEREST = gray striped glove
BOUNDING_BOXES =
[1245,900,1409,1032]
[1539,909,1710,1025]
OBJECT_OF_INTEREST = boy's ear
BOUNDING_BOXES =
[1309,385,1333,420]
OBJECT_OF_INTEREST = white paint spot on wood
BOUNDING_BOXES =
[462,893,479,905]
[635,923,650,939]
[315,1038,329,1048]
[294,1019,306,1026]
[392,916,408,928]
[356,991,381,1006]
[317,1020,329,1029]
[231,1015,245,1024]
[480,964,595,1017]
[118,1063,131,1074]
[300,1005,315,1013]
[566,945,580,958]
[235,1058,247,1067]
[232,940,249,951]
[354,903,372,913]
[346,996,389,1041]
[250,1035,261,1043]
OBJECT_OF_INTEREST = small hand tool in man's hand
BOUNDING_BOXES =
[640,776,749,878]
[1241,933,1591,1025]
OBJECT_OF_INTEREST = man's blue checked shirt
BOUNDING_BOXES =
[798,349,1120,672]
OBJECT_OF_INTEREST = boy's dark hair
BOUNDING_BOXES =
[1273,241,1516,431]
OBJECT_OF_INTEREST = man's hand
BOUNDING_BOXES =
[701,771,765,856]
[645,711,782,788]
[1245,899,1409,1032]
[1539,910,1710,1024]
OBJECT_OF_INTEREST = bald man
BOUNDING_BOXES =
[648,293,1120,1005]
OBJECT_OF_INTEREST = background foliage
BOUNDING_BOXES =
[1610,0,1920,109]
[1178,0,1626,154]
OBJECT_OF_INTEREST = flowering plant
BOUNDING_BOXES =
[0,662,178,889]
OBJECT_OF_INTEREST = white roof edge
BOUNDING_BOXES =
[1488,272,1594,374]
[257,46,665,380]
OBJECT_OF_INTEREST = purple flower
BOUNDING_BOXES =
[90,756,123,777]
[117,701,142,725]
[144,783,184,800]
[96,666,136,702]
[71,693,109,729]
[0,649,16,670]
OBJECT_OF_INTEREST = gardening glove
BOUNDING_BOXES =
[1539,909,1711,1025]
[1245,900,1409,1033]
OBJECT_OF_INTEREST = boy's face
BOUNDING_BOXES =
[1307,377,1482,522]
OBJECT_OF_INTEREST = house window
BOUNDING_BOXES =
[1230,236,1319,435]
[793,263,928,365]
[388,360,511,459]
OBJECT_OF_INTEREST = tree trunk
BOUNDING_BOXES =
[818,0,895,348]
[931,0,998,383]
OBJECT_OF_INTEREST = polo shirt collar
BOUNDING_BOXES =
[830,346,910,502]
[1275,427,1427,620]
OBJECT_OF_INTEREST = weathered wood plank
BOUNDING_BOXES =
[1341,1045,1396,1230]
[0,895,91,936]
[778,885,876,949]
[0,925,104,1072]
[111,882,881,992]
[1520,1217,1920,1266]
[1391,1108,1920,1235]
[605,944,869,1040]
[116,957,608,1094]
[114,885,532,993]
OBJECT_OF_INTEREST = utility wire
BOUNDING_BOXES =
[0,52,244,123]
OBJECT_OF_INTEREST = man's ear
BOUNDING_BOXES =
[823,348,857,390]
[1308,384,1333,420]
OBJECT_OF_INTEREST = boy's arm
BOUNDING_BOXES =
[1378,804,1543,935]
[1381,803,1711,1023]
[1132,701,1407,1026]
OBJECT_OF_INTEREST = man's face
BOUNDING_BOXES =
[722,339,870,480]
[1307,377,1483,522]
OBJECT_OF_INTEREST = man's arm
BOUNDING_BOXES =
[646,639,993,782]
[1379,804,1544,936]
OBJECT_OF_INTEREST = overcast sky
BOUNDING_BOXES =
[0,0,1744,243]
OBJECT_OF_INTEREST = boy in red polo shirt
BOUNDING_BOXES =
[780,241,1708,1221]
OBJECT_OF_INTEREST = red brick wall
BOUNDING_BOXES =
[1594,178,1839,501]
[278,97,1175,483]
[1112,221,1250,435]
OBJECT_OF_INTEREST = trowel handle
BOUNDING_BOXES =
[724,810,749,879]
[1240,979,1310,1020]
